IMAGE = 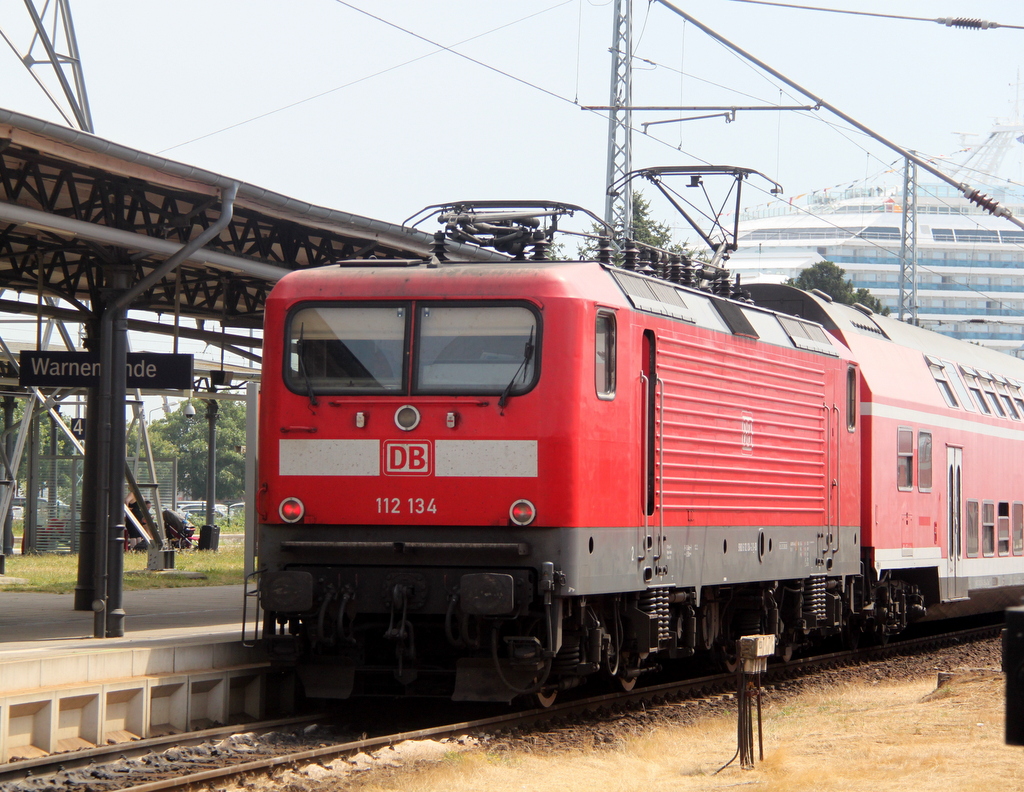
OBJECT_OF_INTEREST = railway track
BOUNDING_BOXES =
[0,622,1001,792]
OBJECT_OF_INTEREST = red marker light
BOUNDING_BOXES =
[279,497,305,523]
[509,499,536,526]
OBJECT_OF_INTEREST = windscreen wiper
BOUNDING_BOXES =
[296,324,319,408]
[498,327,535,413]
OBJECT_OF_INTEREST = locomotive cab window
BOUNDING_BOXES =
[415,304,539,395]
[595,311,616,399]
[896,427,913,490]
[287,305,407,394]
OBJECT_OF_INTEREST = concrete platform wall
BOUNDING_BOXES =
[0,639,274,762]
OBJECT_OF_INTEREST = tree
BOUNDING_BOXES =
[787,261,890,315]
[149,399,248,502]
[576,191,690,260]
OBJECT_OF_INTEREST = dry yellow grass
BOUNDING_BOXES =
[331,672,1021,792]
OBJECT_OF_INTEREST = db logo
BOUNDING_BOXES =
[384,440,432,476]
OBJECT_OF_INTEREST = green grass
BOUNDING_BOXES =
[2,543,246,593]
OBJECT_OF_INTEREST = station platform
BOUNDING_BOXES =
[0,585,278,763]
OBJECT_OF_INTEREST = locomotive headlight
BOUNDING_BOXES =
[509,499,536,526]
[395,404,421,431]
[279,497,305,523]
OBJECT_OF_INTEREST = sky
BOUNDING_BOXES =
[3,0,1024,247]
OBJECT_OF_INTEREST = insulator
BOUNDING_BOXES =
[937,17,997,30]
[597,237,614,265]
[668,255,682,284]
[679,257,694,287]
[432,230,448,262]
[622,241,639,271]
[530,231,549,261]
[965,188,1002,214]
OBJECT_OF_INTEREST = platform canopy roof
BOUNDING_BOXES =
[0,107,504,333]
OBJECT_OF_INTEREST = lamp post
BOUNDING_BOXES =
[204,395,218,530]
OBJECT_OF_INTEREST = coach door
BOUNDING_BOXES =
[638,330,663,573]
[946,446,967,600]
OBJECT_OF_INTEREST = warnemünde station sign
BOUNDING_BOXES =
[19,351,193,389]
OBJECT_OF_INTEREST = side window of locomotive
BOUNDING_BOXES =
[998,502,1011,556]
[982,501,996,557]
[1013,502,1023,556]
[896,427,913,491]
[917,431,932,492]
[595,312,616,399]
[414,305,539,395]
[287,305,406,394]
[846,366,857,431]
[966,500,979,558]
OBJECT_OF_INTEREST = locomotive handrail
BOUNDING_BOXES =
[656,376,666,563]
[639,371,651,562]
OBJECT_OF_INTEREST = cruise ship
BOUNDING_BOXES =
[728,123,1024,356]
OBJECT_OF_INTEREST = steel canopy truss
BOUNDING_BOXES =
[0,140,421,325]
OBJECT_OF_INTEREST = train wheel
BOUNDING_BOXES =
[535,688,558,708]
[716,643,740,674]
[618,675,637,692]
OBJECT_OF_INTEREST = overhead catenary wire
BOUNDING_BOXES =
[159,0,577,154]
[724,0,1024,31]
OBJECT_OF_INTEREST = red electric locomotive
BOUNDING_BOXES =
[256,205,870,703]
[255,203,1023,703]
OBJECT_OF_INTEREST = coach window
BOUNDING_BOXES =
[917,431,932,491]
[982,501,996,557]
[846,366,857,430]
[998,502,1011,556]
[1013,502,1023,555]
[595,311,617,399]
[982,378,1006,418]
[966,500,979,557]
[996,383,1020,419]
[961,367,992,414]
[896,427,913,490]
[925,356,958,408]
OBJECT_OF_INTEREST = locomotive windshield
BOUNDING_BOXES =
[415,305,537,394]
[285,302,539,396]
[288,305,407,393]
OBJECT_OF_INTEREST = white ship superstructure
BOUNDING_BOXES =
[729,123,1024,355]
